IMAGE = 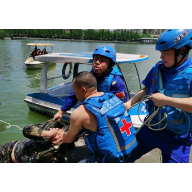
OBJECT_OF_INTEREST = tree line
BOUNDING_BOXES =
[1,29,152,41]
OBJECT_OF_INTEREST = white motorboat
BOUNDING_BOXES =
[24,43,55,69]
[24,52,149,128]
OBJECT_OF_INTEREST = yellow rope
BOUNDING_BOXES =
[0,119,23,130]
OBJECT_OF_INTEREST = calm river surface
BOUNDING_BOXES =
[1,39,189,146]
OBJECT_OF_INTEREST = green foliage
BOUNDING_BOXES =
[145,33,152,38]
[3,29,155,41]
[0,30,10,39]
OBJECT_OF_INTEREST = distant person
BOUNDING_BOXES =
[37,49,42,55]
[0,119,70,163]
[53,45,128,121]
[31,46,37,57]
[43,48,48,54]
[124,29,192,163]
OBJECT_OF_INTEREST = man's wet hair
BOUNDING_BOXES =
[73,71,97,90]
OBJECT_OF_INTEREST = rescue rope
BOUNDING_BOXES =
[127,95,167,131]
[0,119,23,130]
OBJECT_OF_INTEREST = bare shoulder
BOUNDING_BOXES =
[70,105,87,121]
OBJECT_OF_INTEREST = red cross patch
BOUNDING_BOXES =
[120,118,132,136]
[152,78,155,86]
[115,91,125,100]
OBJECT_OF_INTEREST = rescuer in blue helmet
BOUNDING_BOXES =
[92,45,116,74]
[53,45,128,121]
[156,29,192,68]
[124,29,192,163]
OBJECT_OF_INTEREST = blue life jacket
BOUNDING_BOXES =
[82,92,137,162]
[91,66,125,91]
[146,62,192,134]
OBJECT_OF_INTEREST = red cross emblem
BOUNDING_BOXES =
[120,118,132,136]
[152,78,155,86]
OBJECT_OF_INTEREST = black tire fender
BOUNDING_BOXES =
[62,63,73,80]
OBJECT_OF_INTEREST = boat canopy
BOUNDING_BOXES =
[26,43,55,47]
[35,52,148,65]
[35,52,149,94]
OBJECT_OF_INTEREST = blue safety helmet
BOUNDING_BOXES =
[156,29,192,68]
[93,45,116,63]
[156,29,192,51]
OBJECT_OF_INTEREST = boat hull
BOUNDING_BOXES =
[24,57,55,69]
[25,98,70,123]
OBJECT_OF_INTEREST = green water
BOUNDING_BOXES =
[0,39,163,146]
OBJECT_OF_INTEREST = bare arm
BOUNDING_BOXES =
[41,128,59,137]
[151,93,192,113]
[124,87,148,110]
[62,108,83,143]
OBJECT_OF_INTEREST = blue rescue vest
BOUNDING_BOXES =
[146,62,192,134]
[91,66,125,90]
[82,92,137,162]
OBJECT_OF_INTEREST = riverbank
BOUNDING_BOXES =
[11,36,140,44]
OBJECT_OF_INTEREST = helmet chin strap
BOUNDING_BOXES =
[103,61,114,75]
[171,47,191,68]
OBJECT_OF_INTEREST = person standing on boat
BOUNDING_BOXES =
[124,29,192,163]
[53,45,128,121]
[50,71,137,163]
